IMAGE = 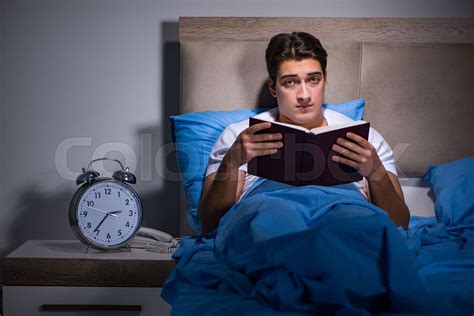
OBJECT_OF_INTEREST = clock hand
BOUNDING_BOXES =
[88,206,106,215]
[92,209,122,233]
[93,214,109,233]
[102,210,122,220]
[88,206,117,217]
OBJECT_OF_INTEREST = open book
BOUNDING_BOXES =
[247,117,370,186]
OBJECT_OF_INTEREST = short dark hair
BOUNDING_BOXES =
[265,32,328,85]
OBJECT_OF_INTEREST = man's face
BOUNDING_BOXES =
[268,58,327,129]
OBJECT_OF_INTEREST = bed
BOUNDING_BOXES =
[164,17,474,315]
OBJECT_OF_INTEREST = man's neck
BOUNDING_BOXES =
[276,112,328,130]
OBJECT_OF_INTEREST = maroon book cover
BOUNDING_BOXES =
[247,117,370,186]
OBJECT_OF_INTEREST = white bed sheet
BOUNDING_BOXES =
[400,178,435,217]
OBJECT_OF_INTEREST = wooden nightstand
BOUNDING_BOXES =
[2,240,176,316]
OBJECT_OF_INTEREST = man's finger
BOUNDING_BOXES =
[332,155,360,169]
[247,122,272,134]
[254,148,279,157]
[251,133,282,142]
[336,137,367,155]
[249,142,283,150]
[332,144,364,163]
[346,132,371,149]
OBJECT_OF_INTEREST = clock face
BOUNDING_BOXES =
[72,179,142,249]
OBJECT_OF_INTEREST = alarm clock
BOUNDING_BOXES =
[69,158,143,250]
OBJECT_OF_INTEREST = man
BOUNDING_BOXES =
[199,32,410,234]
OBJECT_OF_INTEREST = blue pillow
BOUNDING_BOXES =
[423,156,474,226]
[324,98,365,121]
[170,98,365,233]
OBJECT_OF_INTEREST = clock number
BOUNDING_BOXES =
[104,188,111,195]
[106,233,111,239]
[118,229,122,236]
[129,210,134,216]
[125,221,130,227]
[87,222,92,228]
[94,192,101,199]
[95,229,100,235]
[83,211,88,217]
[125,199,130,205]
[87,201,94,207]
[117,191,121,197]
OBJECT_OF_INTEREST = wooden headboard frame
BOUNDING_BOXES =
[180,17,473,43]
[178,17,474,179]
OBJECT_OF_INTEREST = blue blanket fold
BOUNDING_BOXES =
[162,180,474,315]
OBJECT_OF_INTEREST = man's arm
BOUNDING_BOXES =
[199,156,245,235]
[367,168,410,229]
[199,122,283,235]
[331,132,410,229]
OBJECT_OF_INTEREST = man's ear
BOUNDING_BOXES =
[268,78,277,97]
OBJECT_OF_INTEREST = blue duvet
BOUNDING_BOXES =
[162,180,474,315]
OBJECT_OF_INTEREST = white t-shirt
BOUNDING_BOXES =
[205,107,398,201]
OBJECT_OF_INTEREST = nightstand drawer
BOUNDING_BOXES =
[3,286,170,316]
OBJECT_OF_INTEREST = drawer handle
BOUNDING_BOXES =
[41,304,142,311]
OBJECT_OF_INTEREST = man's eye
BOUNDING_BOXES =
[283,80,295,86]
[310,77,321,83]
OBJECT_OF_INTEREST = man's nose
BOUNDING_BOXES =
[297,83,311,104]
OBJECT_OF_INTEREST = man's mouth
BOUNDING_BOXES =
[296,104,313,108]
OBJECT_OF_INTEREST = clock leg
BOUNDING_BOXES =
[84,244,92,254]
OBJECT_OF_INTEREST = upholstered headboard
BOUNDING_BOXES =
[179,17,474,178]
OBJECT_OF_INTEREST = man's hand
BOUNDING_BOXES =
[226,122,283,168]
[199,122,283,234]
[331,132,386,181]
[330,131,410,228]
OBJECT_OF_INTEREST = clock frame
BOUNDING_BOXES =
[69,178,143,250]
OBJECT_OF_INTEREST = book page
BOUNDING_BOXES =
[251,117,368,135]
[310,120,367,135]
[256,119,311,133]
